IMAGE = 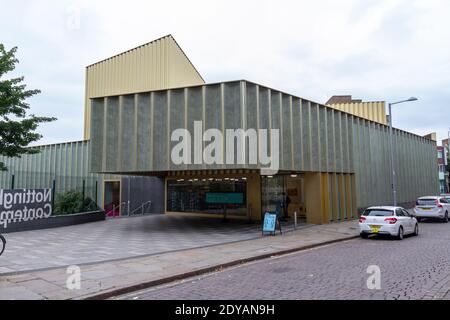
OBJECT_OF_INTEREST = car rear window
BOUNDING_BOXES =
[417,199,437,206]
[362,209,394,217]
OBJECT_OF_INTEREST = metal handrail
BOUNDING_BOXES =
[129,201,152,216]
[106,202,126,218]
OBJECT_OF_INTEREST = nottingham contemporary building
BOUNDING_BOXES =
[0,35,439,224]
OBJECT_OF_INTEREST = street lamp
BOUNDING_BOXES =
[388,97,418,206]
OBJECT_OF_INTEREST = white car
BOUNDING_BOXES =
[414,196,449,223]
[359,206,419,240]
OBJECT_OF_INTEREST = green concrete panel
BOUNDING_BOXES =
[169,88,186,171]
[120,95,136,172]
[258,87,271,160]
[224,82,242,170]
[281,94,292,170]
[245,83,259,170]
[186,86,203,171]
[291,97,302,171]
[334,112,342,173]
[105,97,120,172]
[136,93,151,171]
[205,84,222,131]
[319,106,328,172]
[152,91,169,171]
[301,100,311,171]
[327,109,336,172]
[270,92,282,169]
[310,103,320,172]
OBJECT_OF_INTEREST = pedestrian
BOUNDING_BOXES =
[285,194,291,219]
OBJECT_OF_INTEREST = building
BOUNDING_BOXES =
[0,35,441,224]
[326,95,387,125]
[83,35,205,139]
[440,138,449,193]
[437,146,447,193]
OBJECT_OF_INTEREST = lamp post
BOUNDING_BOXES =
[388,97,418,206]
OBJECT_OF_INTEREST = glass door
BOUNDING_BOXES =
[104,180,121,217]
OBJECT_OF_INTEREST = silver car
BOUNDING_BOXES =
[414,196,450,223]
[359,206,419,240]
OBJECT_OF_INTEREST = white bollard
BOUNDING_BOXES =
[294,211,298,229]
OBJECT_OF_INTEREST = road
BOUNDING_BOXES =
[116,220,450,300]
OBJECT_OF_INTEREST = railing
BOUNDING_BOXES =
[129,201,152,216]
[105,202,126,218]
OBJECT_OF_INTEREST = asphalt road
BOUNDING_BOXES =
[117,220,450,300]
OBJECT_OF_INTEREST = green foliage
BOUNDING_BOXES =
[0,44,56,171]
[54,191,98,215]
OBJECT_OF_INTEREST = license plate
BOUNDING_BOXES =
[421,208,432,211]
[370,225,381,233]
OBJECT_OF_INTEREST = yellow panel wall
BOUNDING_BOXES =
[327,102,387,125]
[83,35,205,139]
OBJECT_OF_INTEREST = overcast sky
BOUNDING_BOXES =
[1,0,450,145]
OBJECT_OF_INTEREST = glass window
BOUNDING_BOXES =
[261,175,285,213]
[362,209,394,217]
[166,178,247,216]
[396,209,405,216]
[417,198,437,206]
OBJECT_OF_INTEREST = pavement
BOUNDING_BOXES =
[0,214,301,274]
[115,220,450,300]
[0,218,359,300]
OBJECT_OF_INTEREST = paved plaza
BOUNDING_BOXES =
[0,220,357,300]
[0,214,301,274]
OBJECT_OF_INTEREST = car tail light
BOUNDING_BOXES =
[359,216,366,223]
[436,200,443,208]
[384,217,398,224]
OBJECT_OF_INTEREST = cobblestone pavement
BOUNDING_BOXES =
[121,221,450,300]
[0,214,299,275]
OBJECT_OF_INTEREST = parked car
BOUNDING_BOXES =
[359,206,419,240]
[414,196,449,223]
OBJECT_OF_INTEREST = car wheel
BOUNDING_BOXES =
[360,233,369,239]
[417,217,422,223]
[414,224,419,236]
[397,227,404,240]
[443,212,449,223]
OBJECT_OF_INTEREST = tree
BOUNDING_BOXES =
[0,44,56,171]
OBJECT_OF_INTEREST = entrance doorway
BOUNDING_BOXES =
[261,174,305,220]
[104,180,121,217]
[285,175,305,218]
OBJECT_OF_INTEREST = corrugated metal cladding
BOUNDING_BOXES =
[83,35,205,140]
[0,141,101,202]
[90,80,439,208]
[327,101,387,125]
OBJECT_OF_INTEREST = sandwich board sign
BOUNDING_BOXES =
[262,211,282,236]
